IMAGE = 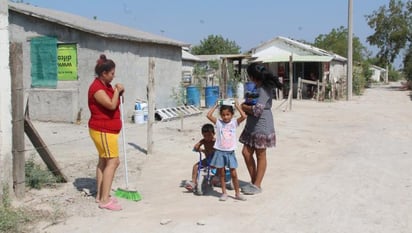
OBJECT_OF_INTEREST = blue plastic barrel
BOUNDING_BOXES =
[226,84,233,98]
[186,86,200,107]
[205,86,219,108]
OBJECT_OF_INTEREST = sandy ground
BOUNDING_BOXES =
[19,82,412,233]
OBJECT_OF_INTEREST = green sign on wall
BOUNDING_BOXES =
[57,44,78,81]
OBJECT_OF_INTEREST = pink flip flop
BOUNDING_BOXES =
[98,199,122,211]
[95,196,118,204]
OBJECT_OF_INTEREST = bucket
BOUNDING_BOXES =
[236,82,244,99]
[143,109,148,122]
[134,110,144,124]
[205,86,219,108]
[186,86,200,107]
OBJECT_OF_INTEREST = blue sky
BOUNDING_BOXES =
[21,0,401,65]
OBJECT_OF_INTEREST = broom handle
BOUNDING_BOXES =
[120,95,129,188]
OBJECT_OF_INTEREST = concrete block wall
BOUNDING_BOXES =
[0,0,12,197]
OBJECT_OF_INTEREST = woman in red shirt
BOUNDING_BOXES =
[88,54,124,211]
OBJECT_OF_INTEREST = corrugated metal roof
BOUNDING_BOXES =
[196,54,250,62]
[370,65,386,71]
[252,36,347,63]
[9,2,189,47]
[182,50,201,61]
[253,46,333,63]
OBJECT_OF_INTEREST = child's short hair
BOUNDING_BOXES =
[201,123,215,134]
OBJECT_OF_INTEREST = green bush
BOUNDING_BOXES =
[0,185,32,233]
[388,69,402,81]
[352,66,366,95]
[25,157,57,189]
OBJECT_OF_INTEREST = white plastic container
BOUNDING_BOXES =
[134,110,144,124]
[236,82,244,100]
[219,98,235,106]
[143,109,148,122]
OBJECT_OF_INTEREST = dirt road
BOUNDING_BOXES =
[27,82,412,233]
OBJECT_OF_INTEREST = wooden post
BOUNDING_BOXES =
[297,77,302,100]
[147,58,155,155]
[10,43,25,198]
[287,55,293,111]
[385,65,389,84]
[321,73,327,101]
[221,58,227,99]
[24,118,68,182]
[279,77,284,100]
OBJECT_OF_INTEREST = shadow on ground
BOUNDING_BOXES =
[73,177,97,196]
[128,142,147,154]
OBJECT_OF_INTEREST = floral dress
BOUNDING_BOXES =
[239,86,276,149]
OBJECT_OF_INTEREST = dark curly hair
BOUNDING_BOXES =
[201,123,215,134]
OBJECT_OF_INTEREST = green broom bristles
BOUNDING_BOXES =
[115,188,142,202]
[117,98,142,202]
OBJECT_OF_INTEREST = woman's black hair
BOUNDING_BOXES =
[247,63,282,90]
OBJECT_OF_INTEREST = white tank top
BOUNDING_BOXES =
[214,119,238,151]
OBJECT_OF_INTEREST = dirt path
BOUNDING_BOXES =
[26,82,412,233]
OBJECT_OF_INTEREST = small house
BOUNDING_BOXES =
[8,2,188,123]
[251,36,347,99]
[369,65,386,82]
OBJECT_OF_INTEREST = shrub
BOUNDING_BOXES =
[0,185,32,233]
[25,157,57,189]
[353,66,366,95]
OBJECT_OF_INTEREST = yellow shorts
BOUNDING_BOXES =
[89,129,119,158]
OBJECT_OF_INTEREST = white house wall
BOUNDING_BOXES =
[9,11,182,123]
[329,60,346,83]
[0,0,12,193]
[182,60,196,75]
[370,68,381,82]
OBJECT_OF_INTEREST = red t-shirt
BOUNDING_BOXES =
[88,78,121,133]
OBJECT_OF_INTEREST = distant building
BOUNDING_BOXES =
[181,48,201,86]
[369,65,386,82]
[250,36,347,98]
[8,2,188,123]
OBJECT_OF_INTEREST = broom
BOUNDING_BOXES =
[115,95,142,201]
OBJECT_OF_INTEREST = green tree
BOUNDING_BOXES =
[313,26,371,94]
[403,43,412,81]
[191,34,241,55]
[313,26,367,63]
[366,0,409,65]
[403,1,412,82]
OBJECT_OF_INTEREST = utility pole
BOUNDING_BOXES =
[10,43,25,198]
[147,58,155,155]
[347,0,353,100]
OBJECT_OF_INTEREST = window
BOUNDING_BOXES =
[30,37,78,88]
[30,36,58,88]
